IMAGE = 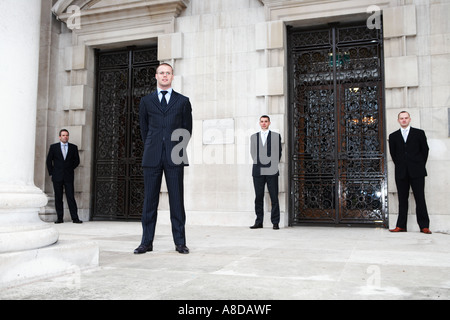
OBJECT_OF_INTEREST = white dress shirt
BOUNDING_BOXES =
[260,130,269,146]
[157,87,172,104]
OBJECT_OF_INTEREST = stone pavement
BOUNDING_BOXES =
[1,221,449,300]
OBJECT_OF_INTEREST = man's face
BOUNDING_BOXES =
[398,112,411,129]
[259,117,270,131]
[59,131,69,143]
[155,65,174,89]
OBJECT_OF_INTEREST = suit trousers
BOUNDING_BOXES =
[253,175,280,225]
[52,180,79,221]
[141,146,186,246]
[395,174,430,229]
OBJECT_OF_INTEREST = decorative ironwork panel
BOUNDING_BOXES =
[93,47,158,220]
[289,23,387,226]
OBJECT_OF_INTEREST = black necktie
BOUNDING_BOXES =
[160,91,168,108]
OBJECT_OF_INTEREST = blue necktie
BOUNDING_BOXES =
[160,91,168,108]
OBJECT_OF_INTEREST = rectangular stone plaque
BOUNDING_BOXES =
[202,118,234,145]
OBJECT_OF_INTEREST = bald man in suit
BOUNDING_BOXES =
[389,111,431,234]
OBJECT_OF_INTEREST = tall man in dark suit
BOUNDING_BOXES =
[250,115,282,230]
[134,63,193,254]
[389,111,431,234]
[46,129,82,224]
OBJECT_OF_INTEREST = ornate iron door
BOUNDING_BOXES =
[288,24,388,226]
[93,47,158,220]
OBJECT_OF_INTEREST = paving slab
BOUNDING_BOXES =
[1,221,449,301]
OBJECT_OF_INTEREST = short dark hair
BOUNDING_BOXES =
[59,129,69,136]
[260,115,270,121]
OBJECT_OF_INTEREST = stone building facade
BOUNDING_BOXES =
[33,0,449,232]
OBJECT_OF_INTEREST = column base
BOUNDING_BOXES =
[0,223,59,253]
[0,240,99,289]
[0,186,58,253]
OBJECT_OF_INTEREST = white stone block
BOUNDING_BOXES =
[65,126,83,150]
[71,45,88,70]
[158,33,183,61]
[383,5,417,39]
[0,240,98,288]
[385,56,419,88]
[431,54,450,86]
[64,85,93,110]
[255,20,284,51]
[432,86,450,108]
[430,2,450,35]
[255,67,284,96]
[172,75,183,93]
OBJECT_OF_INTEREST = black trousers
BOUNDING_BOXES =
[253,175,280,225]
[52,180,79,221]
[140,147,186,247]
[395,175,430,229]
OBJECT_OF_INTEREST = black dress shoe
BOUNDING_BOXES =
[273,224,279,230]
[175,244,189,254]
[134,244,153,254]
[54,220,64,224]
[249,224,263,229]
[73,219,83,224]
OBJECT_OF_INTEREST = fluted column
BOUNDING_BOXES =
[0,0,58,253]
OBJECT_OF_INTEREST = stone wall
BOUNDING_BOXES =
[36,0,450,231]
[171,0,286,226]
[384,0,450,232]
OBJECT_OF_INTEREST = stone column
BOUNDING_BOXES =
[0,0,59,253]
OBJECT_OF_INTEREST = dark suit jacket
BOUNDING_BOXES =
[139,90,192,167]
[388,127,429,179]
[251,131,282,176]
[46,142,80,182]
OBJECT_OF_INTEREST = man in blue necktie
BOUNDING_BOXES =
[135,63,193,254]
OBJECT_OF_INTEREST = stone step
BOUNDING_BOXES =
[0,240,99,288]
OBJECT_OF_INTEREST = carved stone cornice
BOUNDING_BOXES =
[51,0,189,46]
[259,0,396,22]
[53,0,189,22]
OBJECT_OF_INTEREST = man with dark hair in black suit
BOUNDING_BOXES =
[135,63,193,254]
[46,129,82,224]
[250,115,282,230]
[389,111,431,234]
